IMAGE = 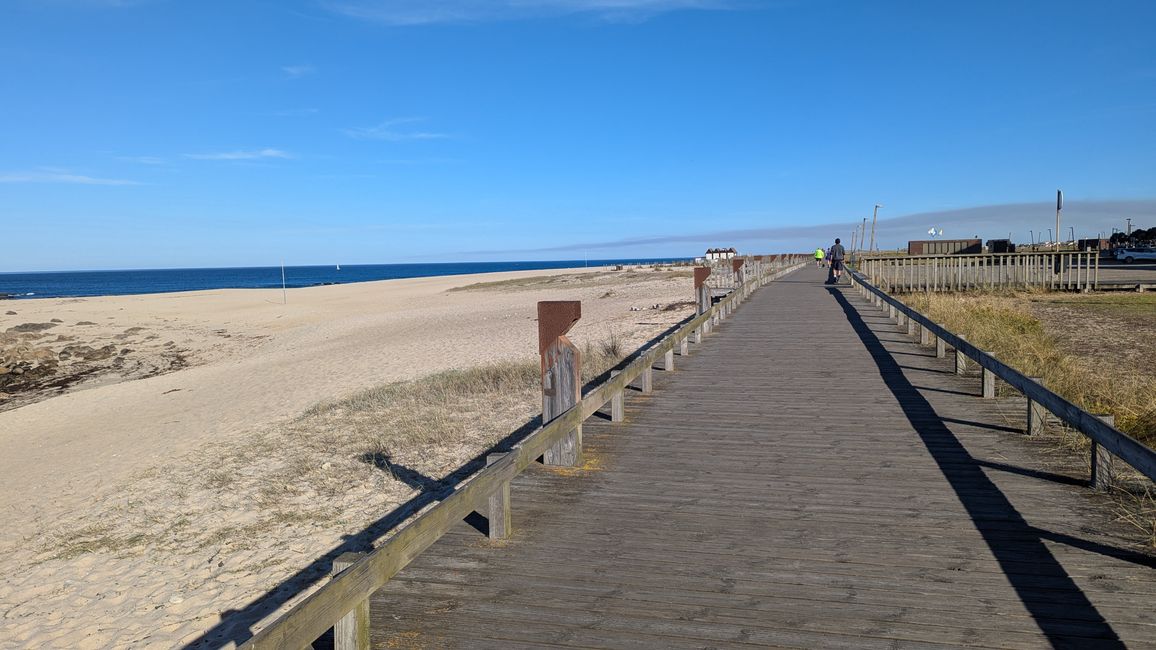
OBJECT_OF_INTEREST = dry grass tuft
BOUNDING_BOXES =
[906,291,1156,448]
[37,332,632,561]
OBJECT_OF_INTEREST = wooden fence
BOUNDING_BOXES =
[857,251,1100,292]
[237,255,809,650]
[850,271,1156,491]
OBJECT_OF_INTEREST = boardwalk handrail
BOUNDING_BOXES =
[850,270,1156,484]
[857,250,1099,292]
[239,256,808,649]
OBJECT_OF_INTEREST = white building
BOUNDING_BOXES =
[705,247,737,261]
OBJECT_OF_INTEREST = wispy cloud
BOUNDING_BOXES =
[281,64,317,78]
[344,117,450,141]
[457,200,1156,255]
[183,148,295,160]
[323,0,729,25]
[0,170,141,185]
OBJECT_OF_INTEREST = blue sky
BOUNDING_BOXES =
[2,0,1155,271]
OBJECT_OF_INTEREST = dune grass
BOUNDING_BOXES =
[906,291,1156,448]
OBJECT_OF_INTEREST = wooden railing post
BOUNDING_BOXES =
[907,317,916,337]
[610,370,625,422]
[678,336,689,356]
[538,301,582,466]
[694,267,712,334]
[934,328,946,358]
[486,453,511,539]
[920,323,932,346]
[1026,377,1046,436]
[981,352,997,399]
[663,348,675,371]
[1091,414,1117,491]
[639,365,653,393]
[955,334,968,375]
[332,553,370,650]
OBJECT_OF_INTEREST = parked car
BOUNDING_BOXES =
[1115,247,1156,263]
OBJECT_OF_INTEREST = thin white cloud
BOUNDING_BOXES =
[282,64,317,78]
[344,118,450,141]
[323,0,729,25]
[0,170,141,185]
[183,148,295,160]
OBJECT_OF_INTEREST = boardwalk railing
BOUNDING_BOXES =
[238,255,808,650]
[850,270,1156,490]
[858,251,1100,292]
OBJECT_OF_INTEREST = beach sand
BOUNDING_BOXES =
[0,266,695,648]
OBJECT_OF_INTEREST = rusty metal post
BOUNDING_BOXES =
[538,300,582,466]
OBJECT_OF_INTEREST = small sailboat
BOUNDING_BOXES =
[336,264,341,271]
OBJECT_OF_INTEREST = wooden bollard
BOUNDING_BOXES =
[1026,377,1046,436]
[538,301,582,466]
[981,352,997,399]
[610,370,625,422]
[955,334,968,375]
[694,266,711,330]
[935,328,946,358]
[332,553,370,650]
[486,453,511,539]
[1091,414,1117,491]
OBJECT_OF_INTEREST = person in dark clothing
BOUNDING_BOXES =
[829,238,846,282]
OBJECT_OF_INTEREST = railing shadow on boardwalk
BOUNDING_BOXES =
[826,285,1146,647]
[180,315,695,649]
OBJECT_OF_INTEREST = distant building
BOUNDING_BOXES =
[705,247,737,261]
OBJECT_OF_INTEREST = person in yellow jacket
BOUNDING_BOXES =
[814,247,825,268]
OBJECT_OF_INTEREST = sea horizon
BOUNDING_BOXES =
[0,258,692,300]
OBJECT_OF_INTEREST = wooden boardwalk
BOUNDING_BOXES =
[368,266,1156,649]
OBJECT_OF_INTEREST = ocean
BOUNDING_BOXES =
[0,259,688,300]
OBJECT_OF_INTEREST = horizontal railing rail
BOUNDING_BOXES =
[850,270,1156,486]
[239,256,808,650]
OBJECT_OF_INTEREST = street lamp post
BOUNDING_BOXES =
[868,204,883,252]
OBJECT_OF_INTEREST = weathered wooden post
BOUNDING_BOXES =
[955,334,968,375]
[920,322,932,346]
[1091,414,1117,491]
[1026,377,1046,436]
[695,267,712,334]
[934,328,946,358]
[981,352,997,399]
[663,347,675,371]
[538,300,582,466]
[332,553,369,650]
[486,452,511,539]
[907,318,917,337]
[639,363,653,393]
[733,258,746,301]
[679,336,689,356]
[609,369,625,422]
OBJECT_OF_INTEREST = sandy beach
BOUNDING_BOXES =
[0,266,695,648]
